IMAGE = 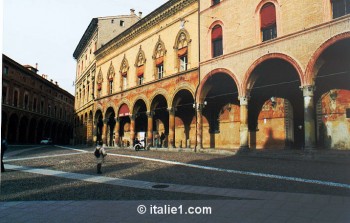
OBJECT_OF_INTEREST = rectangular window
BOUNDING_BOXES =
[109,81,113,94]
[157,64,164,79]
[120,20,125,27]
[179,55,188,72]
[13,91,18,107]
[212,38,223,57]
[347,108,350,118]
[138,76,144,86]
[212,0,220,6]
[2,86,7,104]
[41,101,44,113]
[262,25,277,42]
[122,76,127,90]
[3,66,9,75]
[33,98,37,112]
[332,0,350,18]
[24,94,29,110]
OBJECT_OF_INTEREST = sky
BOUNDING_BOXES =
[2,0,168,95]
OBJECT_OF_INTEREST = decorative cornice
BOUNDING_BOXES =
[95,0,197,60]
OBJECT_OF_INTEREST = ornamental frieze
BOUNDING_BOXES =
[96,0,197,60]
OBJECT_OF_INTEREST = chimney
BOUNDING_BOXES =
[130,8,135,15]
[55,81,58,85]
[35,63,38,70]
[138,11,143,18]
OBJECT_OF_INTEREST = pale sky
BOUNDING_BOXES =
[3,0,168,95]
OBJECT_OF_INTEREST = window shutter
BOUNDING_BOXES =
[211,25,222,40]
[260,3,276,29]
[137,65,144,77]
[177,47,188,57]
[155,56,164,66]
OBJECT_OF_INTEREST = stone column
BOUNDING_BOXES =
[93,120,97,145]
[196,105,203,151]
[302,85,316,149]
[147,111,154,147]
[102,118,108,145]
[239,96,249,149]
[130,115,136,145]
[114,117,120,147]
[168,108,176,148]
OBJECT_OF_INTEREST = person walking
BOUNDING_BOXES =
[94,142,107,174]
[1,139,8,172]
[160,132,165,148]
[155,132,160,148]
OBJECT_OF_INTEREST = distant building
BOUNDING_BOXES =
[73,10,142,145]
[2,54,74,144]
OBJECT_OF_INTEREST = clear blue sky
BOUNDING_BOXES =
[3,0,168,95]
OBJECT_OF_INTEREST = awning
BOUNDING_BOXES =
[119,104,130,117]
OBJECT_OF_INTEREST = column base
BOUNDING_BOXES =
[239,146,250,151]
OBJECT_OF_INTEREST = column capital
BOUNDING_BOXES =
[114,117,120,122]
[146,111,155,117]
[129,114,136,120]
[300,85,316,97]
[167,107,176,115]
[103,118,109,124]
[196,106,203,113]
[238,96,250,106]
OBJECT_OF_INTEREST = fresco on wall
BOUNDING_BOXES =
[317,89,350,150]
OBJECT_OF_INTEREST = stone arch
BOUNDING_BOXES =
[153,36,167,59]
[197,68,242,102]
[173,28,191,50]
[95,104,103,115]
[104,101,117,118]
[135,46,147,67]
[170,83,196,108]
[150,89,170,110]
[131,94,150,113]
[305,32,350,85]
[243,53,305,92]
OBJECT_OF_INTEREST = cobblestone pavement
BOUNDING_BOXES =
[1,145,350,222]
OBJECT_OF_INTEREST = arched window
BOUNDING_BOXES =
[135,47,146,86]
[332,0,350,18]
[107,62,115,94]
[119,56,129,91]
[174,30,191,72]
[260,3,277,41]
[212,25,223,57]
[153,37,166,79]
[96,69,103,98]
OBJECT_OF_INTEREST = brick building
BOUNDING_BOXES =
[198,0,350,150]
[74,0,350,150]
[2,54,74,144]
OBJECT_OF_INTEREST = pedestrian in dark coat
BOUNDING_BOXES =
[94,143,107,174]
[160,132,165,148]
[1,139,8,172]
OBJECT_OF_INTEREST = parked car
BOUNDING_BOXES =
[40,138,52,145]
